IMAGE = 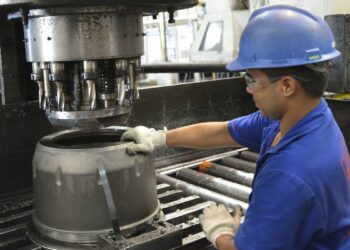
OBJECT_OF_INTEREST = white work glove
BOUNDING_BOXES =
[199,204,242,247]
[121,126,167,155]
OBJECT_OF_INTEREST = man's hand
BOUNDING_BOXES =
[121,126,166,155]
[199,204,242,248]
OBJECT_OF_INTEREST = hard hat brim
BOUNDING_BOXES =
[226,50,341,72]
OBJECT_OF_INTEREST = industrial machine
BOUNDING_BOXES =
[190,0,250,63]
[0,0,197,128]
[0,1,350,250]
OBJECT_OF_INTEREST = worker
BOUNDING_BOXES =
[121,5,350,250]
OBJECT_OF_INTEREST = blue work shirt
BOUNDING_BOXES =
[227,98,350,249]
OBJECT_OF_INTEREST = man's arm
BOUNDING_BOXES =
[166,122,241,149]
[121,122,241,154]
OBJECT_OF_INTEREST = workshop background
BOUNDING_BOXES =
[0,0,349,249]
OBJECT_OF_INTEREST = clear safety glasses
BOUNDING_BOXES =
[244,73,282,93]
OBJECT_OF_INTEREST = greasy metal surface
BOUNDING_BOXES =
[0,0,198,13]
[0,148,254,249]
[25,13,143,62]
[32,128,159,244]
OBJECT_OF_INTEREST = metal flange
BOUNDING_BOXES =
[0,0,198,13]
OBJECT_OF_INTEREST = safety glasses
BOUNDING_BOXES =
[244,73,282,93]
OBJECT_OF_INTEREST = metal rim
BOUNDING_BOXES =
[32,200,161,244]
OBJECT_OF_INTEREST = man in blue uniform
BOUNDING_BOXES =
[121,5,350,250]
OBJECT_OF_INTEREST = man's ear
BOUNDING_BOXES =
[280,76,298,97]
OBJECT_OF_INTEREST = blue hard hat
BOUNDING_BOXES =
[226,4,341,71]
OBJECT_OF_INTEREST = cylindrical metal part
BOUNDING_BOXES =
[32,62,44,108]
[50,62,65,74]
[116,59,128,72]
[176,168,251,202]
[221,157,256,173]
[40,62,50,97]
[40,62,51,110]
[117,78,125,106]
[32,62,41,74]
[99,93,117,109]
[157,174,248,212]
[37,81,44,108]
[134,57,141,68]
[87,80,97,110]
[25,12,144,62]
[239,151,259,162]
[142,63,230,73]
[200,162,253,187]
[116,59,128,105]
[55,82,64,111]
[83,60,98,73]
[32,128,160,243]
[128,60,138,99]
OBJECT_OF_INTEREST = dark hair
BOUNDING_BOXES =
[262,65,329,98]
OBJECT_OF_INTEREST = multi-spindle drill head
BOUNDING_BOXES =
[3,0,198,128]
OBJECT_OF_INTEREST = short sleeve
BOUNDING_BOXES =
[234,169,325,250]
[228,111,270,151]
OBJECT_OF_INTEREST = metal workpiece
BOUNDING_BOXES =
[221,156,257,173]
[176,168,252,202]
[156,174,248,212]
[1,149,258,249]
[32,128,160,245]
[199,161,253,187]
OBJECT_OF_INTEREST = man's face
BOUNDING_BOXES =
[245,69,284,120]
